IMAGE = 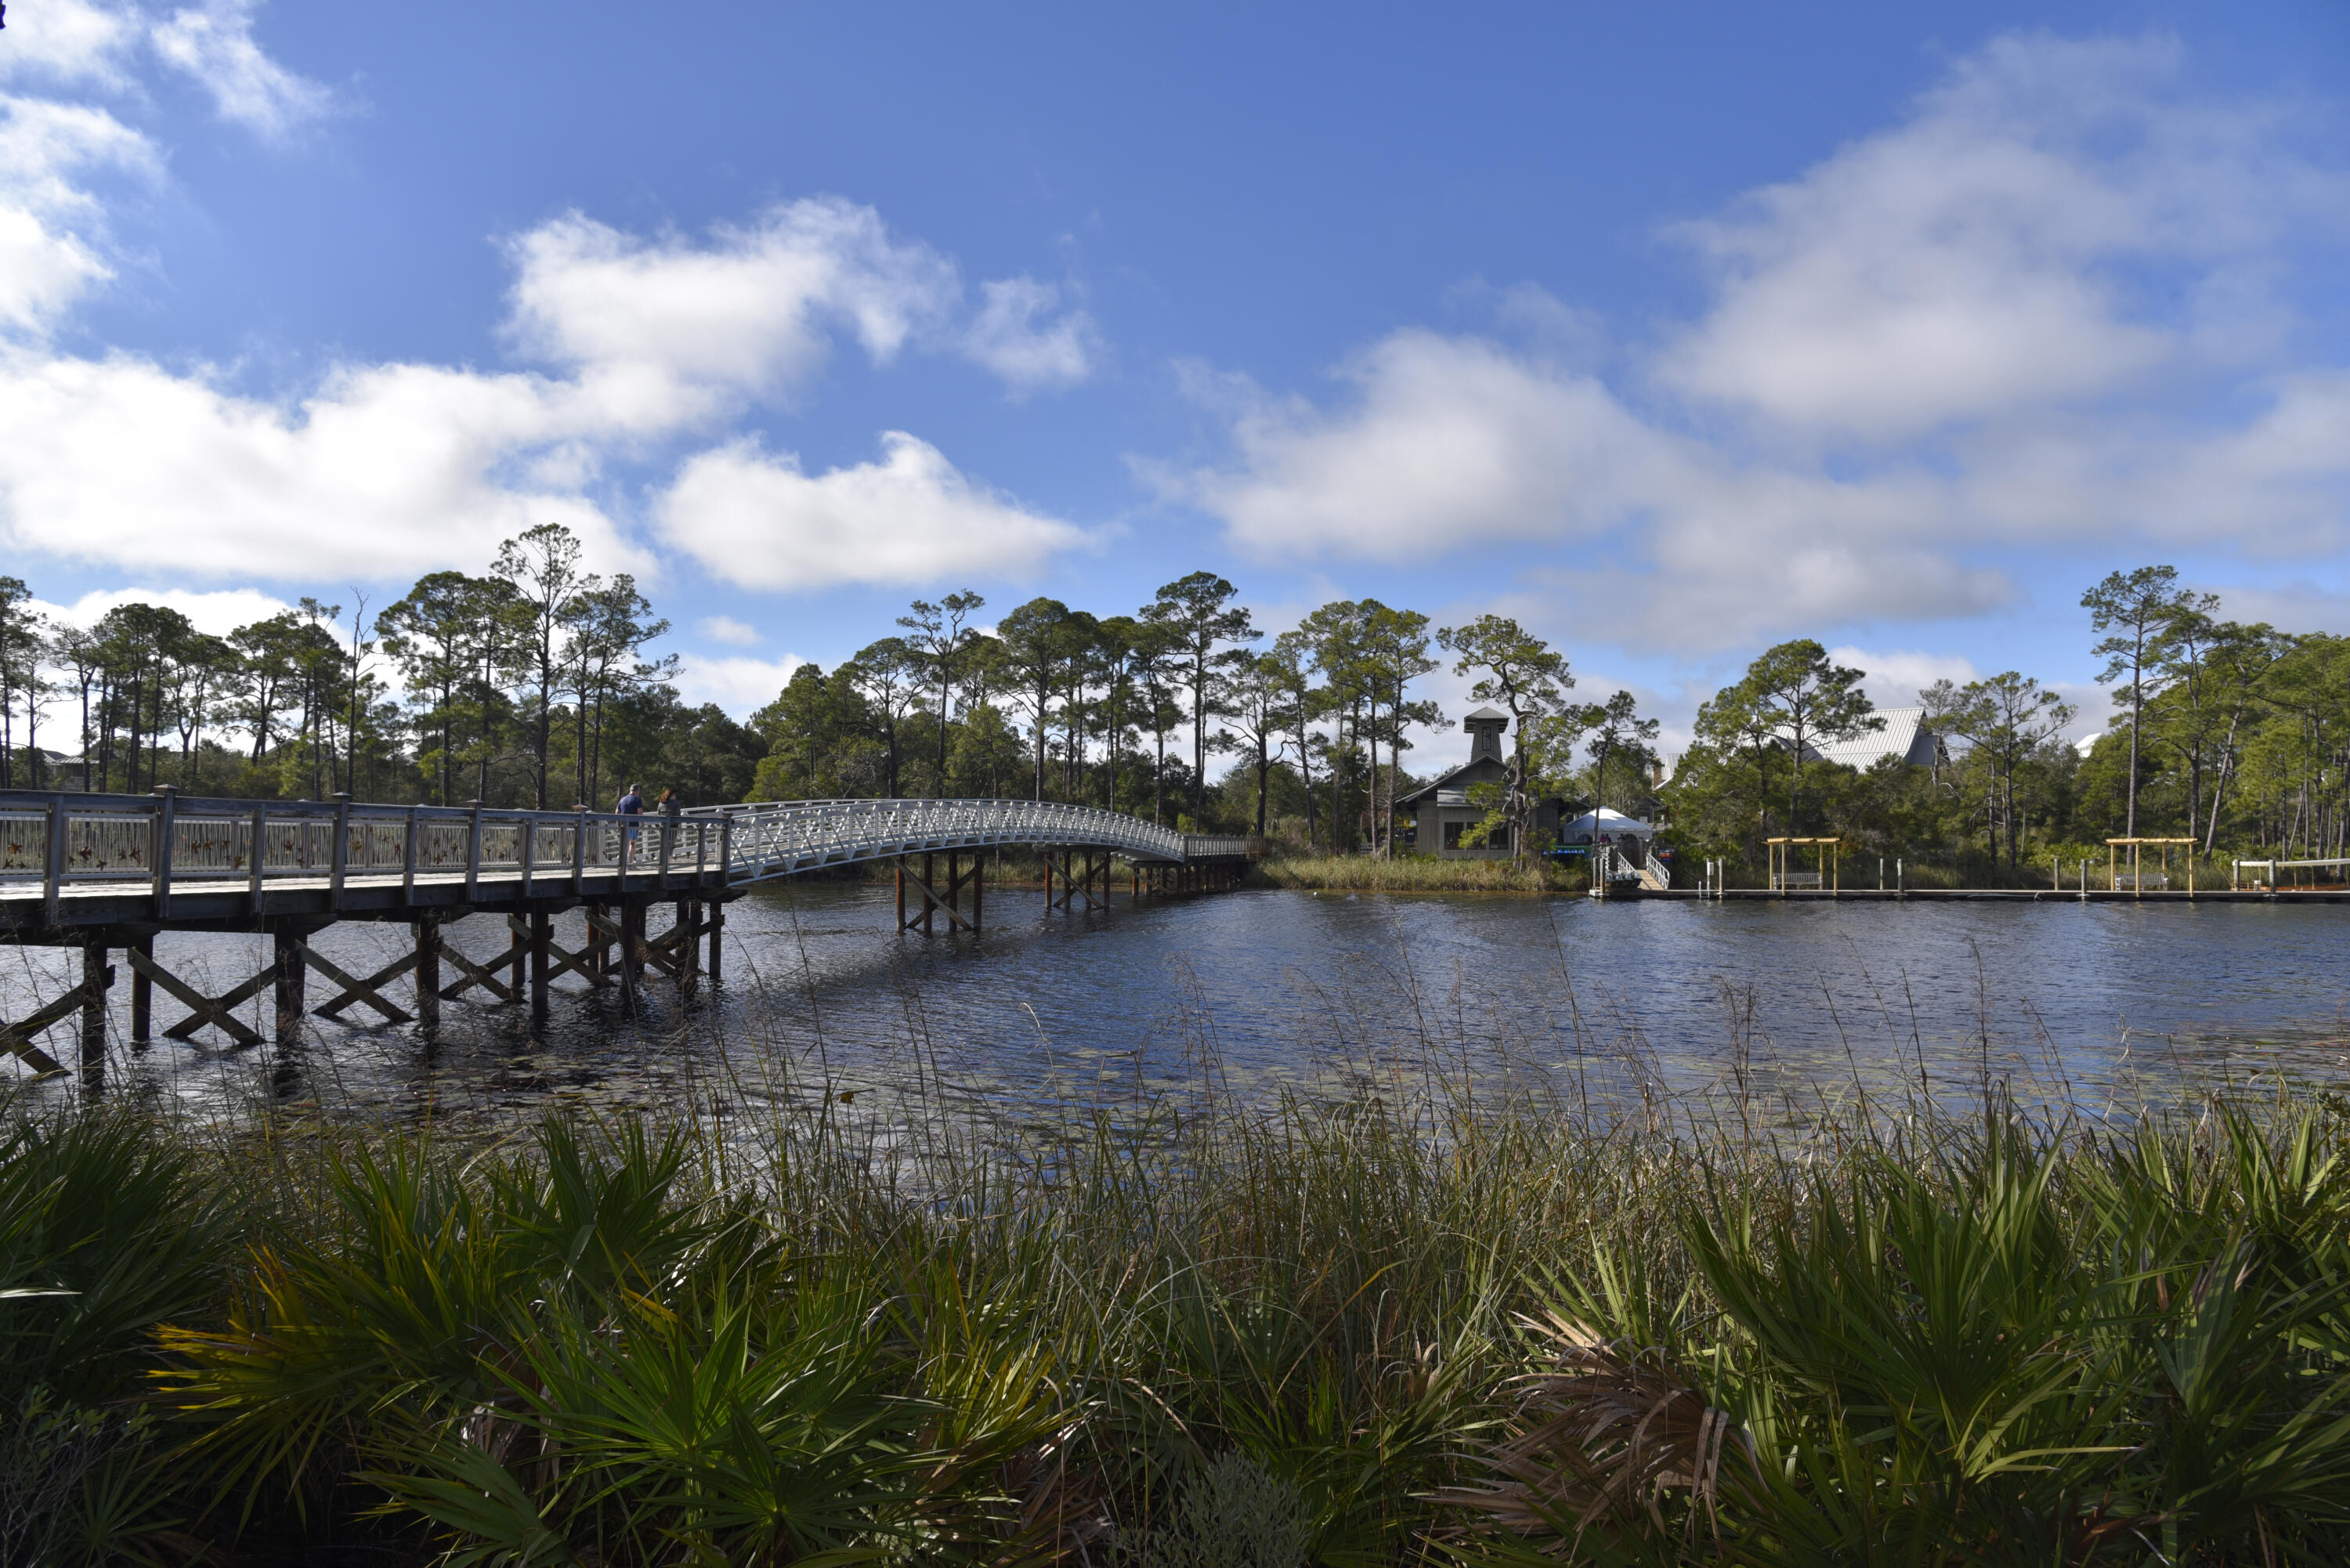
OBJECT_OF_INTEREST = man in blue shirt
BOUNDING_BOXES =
[616,783,644,862]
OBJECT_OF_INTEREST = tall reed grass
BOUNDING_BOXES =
[7,1064,2350,1565]
[1253,854,1576,894]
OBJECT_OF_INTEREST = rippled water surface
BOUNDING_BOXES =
[5,881,2346,1127]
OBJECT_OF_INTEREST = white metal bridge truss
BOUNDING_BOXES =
[697,798,1247,880]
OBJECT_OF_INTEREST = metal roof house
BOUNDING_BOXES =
[1793,706,1947,771]
[1395,708,1569,858]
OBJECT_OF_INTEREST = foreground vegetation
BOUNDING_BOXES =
[9,1075,2350,1566]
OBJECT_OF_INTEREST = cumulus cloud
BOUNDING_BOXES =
[1175,31,2350,652]
[150,0,331,139]
[0,350,653,580]
[657,432,1093,592]
[0,94,160,334]
[0,0,144,89]
[505,201,1097,414]
[504,200,959,422]
[1657,34,2343,443]
[674,651,808,717]
[31,583,293,636]
[1175,328,2006,651]
[1180,332,1665,562]
[1827,645,1983,712]
[964,276,1097,391]
[696,614,762,647]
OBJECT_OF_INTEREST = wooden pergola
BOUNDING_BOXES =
[2106,837,2196,897]
[1766,836,1842,893]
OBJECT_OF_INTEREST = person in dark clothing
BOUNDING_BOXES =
[616,783,644,861]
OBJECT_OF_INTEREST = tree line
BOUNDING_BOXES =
[0,525,761,810]
[18,544,2319,877]
[1666,565,2350,882]
[747,577,1672,854]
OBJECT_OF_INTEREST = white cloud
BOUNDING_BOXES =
[656,432,1094,591]
[674,651,807,717]
[0,349,653,581]
[503,202,1094,410]
[0,0,143,89]
[1175,32,2349,653]
[1180,331,1665,562]
[504,200,959,423]
[1826,645,1982,712]
[0,93,159,334]
[964,276,1096,391]
[1178,328,2006,652]
[696,614,762,647]
[1657,34,2340,443]
[31,583,291,636]
[150,0,331,139]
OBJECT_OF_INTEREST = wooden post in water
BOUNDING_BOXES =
[414,916,441,1030]
[273,927,304,1041]
[80,941,109,1081]
[529,909,551,1019]
[707,899,725,982]
[128,934,153,1042]
[508,914,526,998]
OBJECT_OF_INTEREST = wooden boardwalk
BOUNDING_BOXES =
[0,788,1255,1078]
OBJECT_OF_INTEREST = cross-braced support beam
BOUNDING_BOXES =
[1,975,96,1075]
[301,941,420,1025]
[122,943,269,1046]
[895,852,982,934]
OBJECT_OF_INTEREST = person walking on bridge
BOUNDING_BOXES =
[616,782,644,863]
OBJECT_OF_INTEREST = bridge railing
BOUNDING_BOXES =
[696,797,1242,880]
[0,789,725,920]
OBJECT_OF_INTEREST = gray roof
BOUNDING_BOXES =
[1796,706,1942,770]
[1464,706,1509,724]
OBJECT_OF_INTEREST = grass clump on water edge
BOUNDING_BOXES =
[1253,853,1578,893]
[5,1079,2350,1563]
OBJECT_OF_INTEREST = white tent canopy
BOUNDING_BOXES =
[1562,807,1655,844]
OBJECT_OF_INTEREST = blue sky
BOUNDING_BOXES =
[2,2,2346,771]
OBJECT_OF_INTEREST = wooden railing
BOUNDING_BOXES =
[2,789,1254,922]
[0,788,726,920]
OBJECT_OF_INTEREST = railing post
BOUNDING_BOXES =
[329,793,352,912]
[520,811,536,898]
[572,804,588,896]
[248,804,268,915]
[42,793,65,928]
[660,804,678,892]
[465,800,484,902]
[719,818,734,887]
[150,785,177,919]
[402,805,420,905]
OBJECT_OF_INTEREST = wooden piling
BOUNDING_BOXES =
[128,934,153,1042]
[530,909,551,1019]
[707,898,725,982]
[273,927,303,1042]
[79,941,109,1078]
[414,916,440,1029]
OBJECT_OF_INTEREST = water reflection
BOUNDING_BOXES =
[5,882,2347,1131]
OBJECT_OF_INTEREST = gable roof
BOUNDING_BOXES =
[1796,706,1942,770]
[1395,753,1509,807]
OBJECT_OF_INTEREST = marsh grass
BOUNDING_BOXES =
[1253,854,1578,894]
[5,1017,2350,1563]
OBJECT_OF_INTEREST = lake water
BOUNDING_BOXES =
[5,883,2346,1129]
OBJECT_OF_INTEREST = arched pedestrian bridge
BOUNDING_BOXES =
[0,789,1254,1077]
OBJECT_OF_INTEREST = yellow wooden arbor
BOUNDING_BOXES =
[2106,837,2196,896]
[1766,836,1843,893]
